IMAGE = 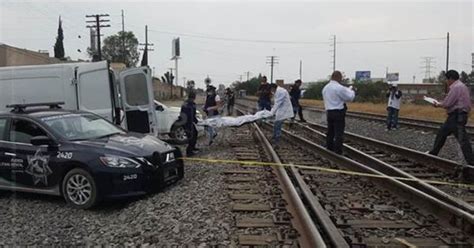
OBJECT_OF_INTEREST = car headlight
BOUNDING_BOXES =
[100,155,142,168]
[165,152,175,162]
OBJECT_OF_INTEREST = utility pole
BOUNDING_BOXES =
[239,75,243,82]
[445,32,450,73]
[299,60,302,80]
[121,10,126,64]
[139,25,154,65]
[86,14,110,61]
[421,56,436,82]
[246,71,250,81]
[330,35,336,72]
[266,56,279,84]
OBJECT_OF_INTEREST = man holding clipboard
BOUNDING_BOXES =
[427,70,473,180]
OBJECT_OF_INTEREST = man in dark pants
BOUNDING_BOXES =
[180,91,199,157]
[290,79,306,122]
[322,71,356,154]
[256,76,272,111]
[429,70,473,180]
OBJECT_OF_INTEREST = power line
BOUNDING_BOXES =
[147,28,444,45]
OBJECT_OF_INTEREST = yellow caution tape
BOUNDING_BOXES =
[179,157,474,188]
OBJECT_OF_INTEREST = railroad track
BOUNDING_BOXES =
[222,126,322,247]
[235,98,474,136]
[228,107,474,247]
[291,121,474,213]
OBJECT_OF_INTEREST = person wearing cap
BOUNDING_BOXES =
[289,79,306,123]
[429,70,474,172]
[203,85,222,145]
[180,91,199,156]
[269,82,294,148]
[322,71,356,155]
[386,83,402,130]
[256,76,272,111]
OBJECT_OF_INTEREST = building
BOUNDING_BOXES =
[397,83,444,102]
[152,77,185,100]
[0,43,62,67]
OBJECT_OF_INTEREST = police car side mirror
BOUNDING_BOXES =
[31,136,55,147]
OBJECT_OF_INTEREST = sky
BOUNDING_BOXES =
[0,0,473,89]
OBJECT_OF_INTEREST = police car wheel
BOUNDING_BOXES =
[170,124,188,144]
[62,168,98,209]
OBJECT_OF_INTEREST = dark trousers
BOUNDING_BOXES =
[227,103,234,116]
[386,107,399,129]
[292,103,305,121]
[429,111,474,165]
[186,125,198,154]
[326,109,346,154]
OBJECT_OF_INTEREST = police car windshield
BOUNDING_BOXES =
[41,113,125,141]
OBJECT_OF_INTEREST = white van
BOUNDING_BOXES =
[0,61,158,135]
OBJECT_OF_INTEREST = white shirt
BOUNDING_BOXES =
[322,80,355,110]
[271,86,294,121]
[387,90,401,109]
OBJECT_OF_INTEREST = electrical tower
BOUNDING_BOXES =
[329,35,336,72]
[420,56,436,81]
[266,56,279,84]
[86,14,110,61]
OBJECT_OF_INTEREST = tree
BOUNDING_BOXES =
[302,81,328,100]
[232,76,261,96]
[460,71,469,85]
[88,31,139,67]
[436,70,447,85]
[53,16,65,59]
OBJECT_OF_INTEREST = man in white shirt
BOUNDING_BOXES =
[270,83,294,148]
[322,71,356,154]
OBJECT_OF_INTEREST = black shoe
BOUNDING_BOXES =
[186,151,199,157]
[299,119,306,123]
[193,148,201,152]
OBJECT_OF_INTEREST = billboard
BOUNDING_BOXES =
[386,73,399,82]
[355,71,371,81]
[172,38,180,58]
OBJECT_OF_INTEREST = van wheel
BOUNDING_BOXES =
[170,123,188,144]
[62,168,98,209]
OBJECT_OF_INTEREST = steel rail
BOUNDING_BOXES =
[299,121,474,215]
[250,122,327,248]
[272,125,474,232]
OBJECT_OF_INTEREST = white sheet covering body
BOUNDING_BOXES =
[197,110,273,128]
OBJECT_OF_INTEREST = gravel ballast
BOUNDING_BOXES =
[303,109,467,165]
[0,134,237,246]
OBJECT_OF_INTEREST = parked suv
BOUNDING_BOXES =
[0,103,183,209]
[154,100,203,144]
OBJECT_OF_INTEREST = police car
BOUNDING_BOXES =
[0,102,184,209]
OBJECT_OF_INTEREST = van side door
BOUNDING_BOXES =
[118,67,158,135]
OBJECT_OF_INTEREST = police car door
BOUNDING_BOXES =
[3,118,60,193]
[118,67,158,135]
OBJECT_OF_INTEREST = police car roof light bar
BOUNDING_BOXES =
[6,102,65,113]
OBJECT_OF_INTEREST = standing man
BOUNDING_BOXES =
[225,87,235,116]
[429,70,474,171]
[203,85,222,145]
[269,83,294,148]
[257,76,272,111]
[322,71,356,154]
[386,83,402,130]
[289,79,306,122]
[180,91,199,157]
